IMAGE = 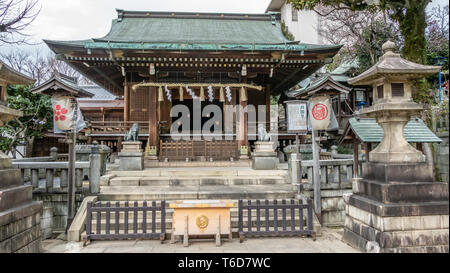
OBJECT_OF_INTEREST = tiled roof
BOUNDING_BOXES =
[345,117,442,143]
[77,85,118,101]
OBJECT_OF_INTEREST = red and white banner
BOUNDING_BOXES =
[309,95,331,130]
[51,95,86,133]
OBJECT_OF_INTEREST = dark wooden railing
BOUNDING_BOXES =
[238,199,315,242]
[84,201,166,244]
[87,121,149,134]
[159,140,238,161]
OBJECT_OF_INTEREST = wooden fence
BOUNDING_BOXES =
[84,201,166,244]
[238,199,315,242]
[159,140,238,161]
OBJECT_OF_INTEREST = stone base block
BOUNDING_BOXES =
[119,152,144,171]
[343,210,449,253]
[343,193,449,253]
[0,185,32,211]
[362,162,434,183]
[355,179,449,203]
[121,141,143,152]
[254,141,275,152]
[0,168,21,189]
[252,155,278,170]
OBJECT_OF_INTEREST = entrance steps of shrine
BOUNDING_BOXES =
[99,167,294,201]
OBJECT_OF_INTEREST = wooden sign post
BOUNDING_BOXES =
[285,100,308,192]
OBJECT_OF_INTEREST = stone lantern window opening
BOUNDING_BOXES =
[376,84,384,100]
[391,83,404,97]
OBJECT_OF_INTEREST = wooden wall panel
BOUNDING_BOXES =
[130,87,150,121]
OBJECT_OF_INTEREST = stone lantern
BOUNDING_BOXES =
[349,40,440,163]
[343,41,449,253]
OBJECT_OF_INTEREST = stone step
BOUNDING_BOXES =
[0,168,22,189]
[109,176,287,187]
[0,185,33,211]
[145,160,252,168]
[98,185,296,201]
[108,168,288,178]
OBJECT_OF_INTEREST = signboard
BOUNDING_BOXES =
[285,100,308,134]
[309,96,331,130]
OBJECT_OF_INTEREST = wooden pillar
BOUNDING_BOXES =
[124,81,130,122]
[353,138,359,178]
[364,142,372,162]
[149,86,158,148]
[337,94,342,125]
[265,85,271,132]
[239,76,248,149]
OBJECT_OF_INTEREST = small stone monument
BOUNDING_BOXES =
[119,123,144,170]
[251,124,278,170]
[343,41,448,253]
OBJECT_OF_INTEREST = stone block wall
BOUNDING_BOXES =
[33,192,84,232]
[303,188,352,227]
[0,204,42,253]
[434,132,449,183]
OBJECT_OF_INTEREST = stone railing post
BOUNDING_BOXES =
[50,147,58,161]
[89,141,101,194]
[331,145,338,159]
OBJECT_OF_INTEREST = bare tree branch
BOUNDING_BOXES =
[0,0,40,45]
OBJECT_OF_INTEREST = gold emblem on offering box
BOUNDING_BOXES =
[196,215,209,230]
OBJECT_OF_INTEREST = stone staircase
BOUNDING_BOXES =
[99,167,295,201]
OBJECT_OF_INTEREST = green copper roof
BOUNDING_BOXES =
[96,17,289,45]
[348,117,442,143]
[45,11,342,53]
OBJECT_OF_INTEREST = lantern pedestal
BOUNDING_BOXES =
[119,141,144,171]
[251,142,278,170]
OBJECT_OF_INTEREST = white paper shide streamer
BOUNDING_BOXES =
[164,85,172,102]
[207,85,214,102]
[225,86,232,102]
[185,85,198,99]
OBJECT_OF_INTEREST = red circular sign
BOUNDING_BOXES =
[312,103,328,120]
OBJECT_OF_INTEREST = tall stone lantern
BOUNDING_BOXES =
[343,41,449,253]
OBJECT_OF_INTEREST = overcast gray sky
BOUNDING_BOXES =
[1,0,448,54]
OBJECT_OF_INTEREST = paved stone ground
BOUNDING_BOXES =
[42,228,359,253]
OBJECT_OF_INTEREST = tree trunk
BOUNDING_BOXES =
[396,0,429,64]
[25,136,35,158]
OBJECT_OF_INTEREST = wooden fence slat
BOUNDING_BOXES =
[133,201,138,234]
[115,202,119,234]
[265,200,269,231]
[282,199,287,231]
[247,200,252,232]
[152,201,156,234]
[124,201,129,234]
[256,200,261,232]
[143,201,147,234]
[299,199,304,231]
[273,199,278,232]
[106,202,110,234]
[290,199,295,231]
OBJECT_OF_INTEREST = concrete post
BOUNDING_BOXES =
[50,147,58,161]
[290,153,301,186]
[89,141,101,194]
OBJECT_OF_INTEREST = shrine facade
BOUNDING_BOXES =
[45,10,340,160]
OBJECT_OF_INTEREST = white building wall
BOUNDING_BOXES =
[279,2,323,44]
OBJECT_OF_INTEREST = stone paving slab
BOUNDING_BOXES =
[42,228,359,253]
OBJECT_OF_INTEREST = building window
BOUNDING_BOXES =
[291,6,298,21]
[391,83,404,97]
[377,85,384,99]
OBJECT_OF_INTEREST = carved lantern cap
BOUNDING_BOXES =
[348,40,441,86]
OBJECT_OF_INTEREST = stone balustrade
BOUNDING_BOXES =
[301,159,357,191]
[12,161,91,193]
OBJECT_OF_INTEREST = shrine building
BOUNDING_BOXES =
[44,10,340,161]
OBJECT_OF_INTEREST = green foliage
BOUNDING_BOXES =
[0,85,53,153]
[280,20,295,41]
[354,19,400,73]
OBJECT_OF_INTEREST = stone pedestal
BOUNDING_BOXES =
[0,153,43,253]
[342,162,449,253]
[251,142,278,170]
[119,141,144,171]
